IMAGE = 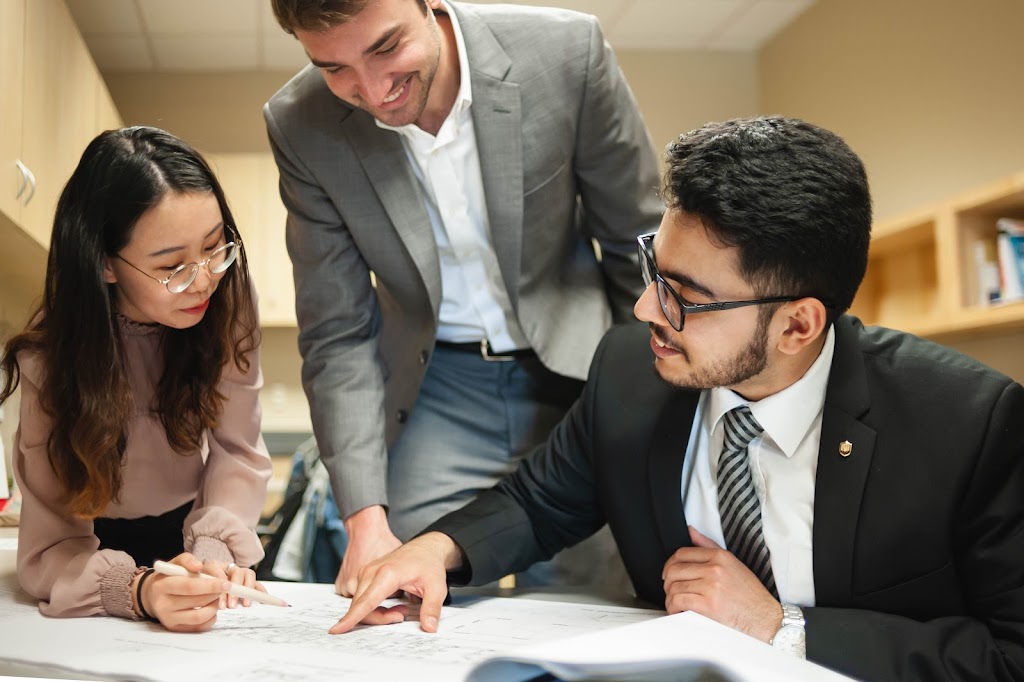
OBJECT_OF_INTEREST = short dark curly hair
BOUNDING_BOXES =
[662,116,872,318]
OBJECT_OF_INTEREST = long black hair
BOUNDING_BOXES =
[0,126,259,518]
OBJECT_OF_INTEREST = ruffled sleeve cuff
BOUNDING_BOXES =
[189,536,235,564]
[34,549,142,620]
[99,562,143,620]
[184,506,265,567]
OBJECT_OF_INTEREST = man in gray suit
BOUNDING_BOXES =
[264,0,662,595]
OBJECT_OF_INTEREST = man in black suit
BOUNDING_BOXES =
[328,116,1024,681]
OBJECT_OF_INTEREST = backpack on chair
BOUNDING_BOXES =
[256,437,347,583]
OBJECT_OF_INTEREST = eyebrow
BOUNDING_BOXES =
[146,223,223,258]
[658,267,717,300]
[309,27,399,68]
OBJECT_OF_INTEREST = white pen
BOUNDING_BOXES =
[152,560,290,607]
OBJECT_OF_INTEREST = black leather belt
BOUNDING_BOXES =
[435,340,535,362]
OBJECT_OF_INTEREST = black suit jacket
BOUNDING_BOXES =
[431,316,1024,681]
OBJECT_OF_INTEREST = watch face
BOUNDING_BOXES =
[772,624,806,657]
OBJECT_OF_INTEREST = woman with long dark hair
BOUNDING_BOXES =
[0,126,271,632]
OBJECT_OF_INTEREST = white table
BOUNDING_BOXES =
[0,534,846,682]
[0,536,660,682]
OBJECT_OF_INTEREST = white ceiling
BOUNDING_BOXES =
[66,0,816,73]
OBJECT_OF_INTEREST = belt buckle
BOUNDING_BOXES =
[480,340,514,362]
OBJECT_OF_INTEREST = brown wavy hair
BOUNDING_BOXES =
[0,127,259,518]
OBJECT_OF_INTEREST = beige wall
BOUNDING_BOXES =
[107,50,759,157]
[760,0,1024,382]
[259,327,310,433]
[0,279,38,483]
[618,50,759,157]
[761,0,1024,223]
[0,211,45,479]
[106,72,296,154]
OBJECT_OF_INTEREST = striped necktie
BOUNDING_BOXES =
[717,406,778,598]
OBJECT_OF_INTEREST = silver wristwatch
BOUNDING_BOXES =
[770,604,806,658]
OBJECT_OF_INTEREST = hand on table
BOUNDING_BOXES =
[134,553,268,631]
[133,553,221,632]
[329,532,462,635]
[335,505,402,597]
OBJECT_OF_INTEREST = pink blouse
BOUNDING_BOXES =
[13,315,271,619]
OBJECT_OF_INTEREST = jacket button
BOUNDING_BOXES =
[396,409,408,424]
[418,350,429,365]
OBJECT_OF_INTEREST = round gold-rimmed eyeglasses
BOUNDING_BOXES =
[116,233,239,294]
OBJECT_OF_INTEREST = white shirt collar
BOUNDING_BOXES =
[375,1,473,136]
[706,324,836,459]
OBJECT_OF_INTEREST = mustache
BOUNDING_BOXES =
[648,323,684,355]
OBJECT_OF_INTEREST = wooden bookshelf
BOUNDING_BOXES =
[851,171,1024,342]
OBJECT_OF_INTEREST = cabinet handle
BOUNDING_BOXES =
[15,159,29,200]
[21,162,36,206]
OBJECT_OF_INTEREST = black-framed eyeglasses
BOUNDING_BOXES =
[116,227,240,294]
[637,232,802,332]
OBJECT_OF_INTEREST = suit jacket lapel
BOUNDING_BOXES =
[813,316,877,606]
[455,5,524,308]
[342,113,442,317]
[649,389,701,557]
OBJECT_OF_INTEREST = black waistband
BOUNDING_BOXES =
[435,340,535,360]
[93,499,193,567]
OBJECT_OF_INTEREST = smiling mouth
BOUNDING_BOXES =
[382,77,410,104]
[650,326,674,348]
[649,326,686,357]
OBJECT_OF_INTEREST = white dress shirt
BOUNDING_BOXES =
[376,3,528,352]
[680,325,836,606]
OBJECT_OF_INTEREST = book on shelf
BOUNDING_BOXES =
[995,218,1024,302]
[974,238,1001,306]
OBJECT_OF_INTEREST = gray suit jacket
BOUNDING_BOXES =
[263,3,663,517]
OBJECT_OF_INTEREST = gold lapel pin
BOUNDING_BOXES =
[839,440,853,457]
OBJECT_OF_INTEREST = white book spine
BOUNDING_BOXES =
[996,231,1024,301]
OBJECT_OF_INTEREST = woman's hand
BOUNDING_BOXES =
[133,553,225,632]
[198,559,265,609]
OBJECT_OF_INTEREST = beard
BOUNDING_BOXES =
[361,69,433,127]
[358,17,442,128]
[655,311,772,391]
